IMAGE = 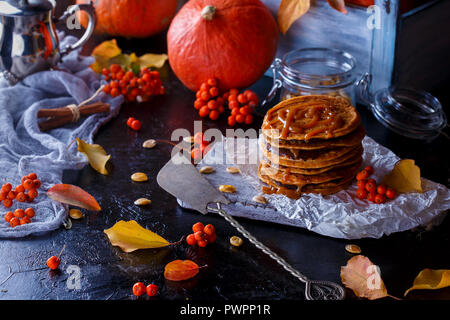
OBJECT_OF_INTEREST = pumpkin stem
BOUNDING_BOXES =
[201,5,216,21]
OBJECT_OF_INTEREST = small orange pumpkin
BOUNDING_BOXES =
[167,0,279,91]
[76,0,178,38]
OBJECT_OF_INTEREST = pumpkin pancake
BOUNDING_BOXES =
[262,95,361,141]
[260,158,362,186]
[258,169,355,199]
[261,139,363,169]
[263,152,363,176]
[264,125,365,150]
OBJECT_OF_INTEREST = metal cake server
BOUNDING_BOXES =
[157,155,345,300]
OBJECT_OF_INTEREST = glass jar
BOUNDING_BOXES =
[262,48,358,107]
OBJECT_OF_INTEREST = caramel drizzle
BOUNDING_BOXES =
[267,101,343,140]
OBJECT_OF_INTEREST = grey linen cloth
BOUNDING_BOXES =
[0,34,123,238]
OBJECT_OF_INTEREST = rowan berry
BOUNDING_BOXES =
[28,189,38,199]
[207,78,218,86]
[1,183,12,193]
[356,170,369,181]
[356,188,368,200]
[9,217,20,228]
[146,284,158,297]
[385,188,397,199]
[14,209,25,218]
[46,255,60,270]
[27,173,37,180]
[3,199,12,208]
[237,94,248,104]
[374,194,385,204]
[130,120,142,131]
[203,224,215,236]
[4,211,13,222]
[192,222,204,233]
[207,100,218,110]
[186,234,197,246]
[132,282,146,296]
[7,191,16,200]
[15,185,25,193]
[364,166,374,176]
[199,105,210,117]
[365,180,377,192]
[244,114,254,125]
[209,87,219,97]
[367,191,377,202]
[228,116,236,126]
[16,192,26,202]
[377,184,387,195]
[25,208,35,218]
[235,114,245,123]
[20,216,31,225]
[194,99,205,110]
[194,231,206,241]
[197,239,208,247]
[356,179,366,189]
[126,117,135,127]
[209,110,220,120]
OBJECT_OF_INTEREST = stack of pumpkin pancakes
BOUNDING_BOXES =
[258,95,365,199]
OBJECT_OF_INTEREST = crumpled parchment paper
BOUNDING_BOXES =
[178,136,450,239]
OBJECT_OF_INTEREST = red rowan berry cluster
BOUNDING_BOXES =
[132,282,158,297]
[102,64,165,102]
[186,222,216,248]
[190,132,212,162]
[4,208,35,227]
[225,89,258,126]
[194,78,226,120]
[193,78,259,125]
[1,173,40,208]
[355,166,397,204]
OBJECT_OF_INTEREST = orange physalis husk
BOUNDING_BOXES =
[164,260,201,281]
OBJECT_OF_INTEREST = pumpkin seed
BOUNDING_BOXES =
[183,136,195,144]
[219,185,236,193]
[230,236,243,247]
[131,172,148,182]
[63,217,72,230]
[226,167,240,174]
[252,195,267,204]
[142,139,157,149]
[345,244,362,254]
[134,198,151,206]
[199,166,215,174]
[69,209,84,220]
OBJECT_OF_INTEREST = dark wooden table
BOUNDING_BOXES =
[0,5,449,301]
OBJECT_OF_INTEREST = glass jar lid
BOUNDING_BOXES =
[371,87,447,140]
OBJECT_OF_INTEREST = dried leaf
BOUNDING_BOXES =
[327,0,347,14]
[90,39,122,73]
[384,159,422,193]
[104,220,170,253]
[91,39,167,73]
[138,53,168,69]
[340,255,388,300]
[164,260,199,281]
[405,269,450,296]
[76,138,111,175]
[278,0,310,34]
[47,184,101,211]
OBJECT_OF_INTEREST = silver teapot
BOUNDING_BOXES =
[0,0,96,84]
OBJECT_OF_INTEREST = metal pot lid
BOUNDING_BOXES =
[0,0,53,16]
[370,86,447,140]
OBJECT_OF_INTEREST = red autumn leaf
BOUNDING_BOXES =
[47,184,101,211]
[164,260,200,281]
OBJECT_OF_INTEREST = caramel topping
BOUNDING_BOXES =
[264,100,344,140]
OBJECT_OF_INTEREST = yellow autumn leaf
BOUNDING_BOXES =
[104,220,170,253]
[91,39,122,60]
[138,53,168,69]
[405,269,450,296]
[278,0,310,34]
[384,159,422,193]
[76,138,111,175]
[90,39,122,73]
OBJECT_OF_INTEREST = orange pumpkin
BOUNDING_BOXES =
[76,0,178,38]
[167,0,279,91]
